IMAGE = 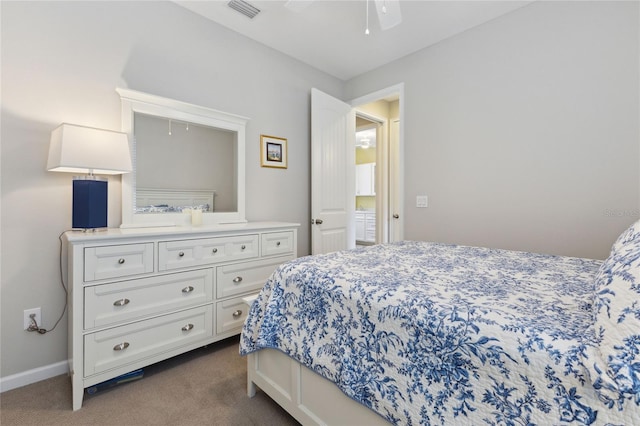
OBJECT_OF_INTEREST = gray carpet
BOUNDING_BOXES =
[0,336,300,426]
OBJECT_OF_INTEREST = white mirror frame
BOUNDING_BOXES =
[117,88,248,228]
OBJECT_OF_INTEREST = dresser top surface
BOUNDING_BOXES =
[63,221,300,244]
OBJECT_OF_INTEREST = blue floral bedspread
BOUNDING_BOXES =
[240,241,640,425]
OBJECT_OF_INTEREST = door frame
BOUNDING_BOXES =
[350,83,405,243]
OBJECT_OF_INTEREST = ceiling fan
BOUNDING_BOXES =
[284,0,402,33]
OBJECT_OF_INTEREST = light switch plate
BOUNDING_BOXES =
[416,195,428,208]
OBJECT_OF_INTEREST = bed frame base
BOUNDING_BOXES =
[247,349,389,425]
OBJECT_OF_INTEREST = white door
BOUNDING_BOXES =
[311,88,355,255]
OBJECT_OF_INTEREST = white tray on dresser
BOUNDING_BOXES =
[63,221,299,410]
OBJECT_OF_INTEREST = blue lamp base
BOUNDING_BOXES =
[73,178,107,229]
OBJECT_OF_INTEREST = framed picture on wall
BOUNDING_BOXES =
[260,135,287,169]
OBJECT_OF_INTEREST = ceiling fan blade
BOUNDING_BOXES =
[284,0,315,12]
[374,0,402,30]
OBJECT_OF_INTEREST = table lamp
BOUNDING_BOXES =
[47,123,132,230]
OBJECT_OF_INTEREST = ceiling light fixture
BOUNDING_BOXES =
[375,0,402,30]
[286,0,401,34]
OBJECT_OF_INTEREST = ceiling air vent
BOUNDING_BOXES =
[227,0,261,19]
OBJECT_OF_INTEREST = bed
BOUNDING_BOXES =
[134,188,215,213]
[240,219,640,425]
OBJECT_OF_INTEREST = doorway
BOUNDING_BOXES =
[351,88,402,246]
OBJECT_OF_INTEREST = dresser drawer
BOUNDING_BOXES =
[216,255,292,299]
[84,269,214,329]
[261,231,294,257]
[84,305,213,377]
[84,243,154,282]
[158,234,259,271]
[216,296,253,335]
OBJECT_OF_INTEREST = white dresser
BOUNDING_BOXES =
[63,222,298,410]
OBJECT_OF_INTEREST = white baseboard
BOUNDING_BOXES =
[0,361,69,393]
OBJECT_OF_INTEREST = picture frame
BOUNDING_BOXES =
[260,134,288,169]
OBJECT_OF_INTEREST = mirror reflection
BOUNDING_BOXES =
[117,87,248,227]
[134,113,237,214]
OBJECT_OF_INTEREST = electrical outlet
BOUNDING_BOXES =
[24,307,41,331]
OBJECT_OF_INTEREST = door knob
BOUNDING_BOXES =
[314,219,323,225]
[393,214,399,219]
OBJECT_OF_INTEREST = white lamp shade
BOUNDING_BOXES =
[47,123,132,175]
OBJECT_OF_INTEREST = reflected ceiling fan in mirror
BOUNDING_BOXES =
[284,0,402,34]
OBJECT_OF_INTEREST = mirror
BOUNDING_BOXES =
[117,88,248,227]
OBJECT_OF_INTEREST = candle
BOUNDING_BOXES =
[191,209,202,226]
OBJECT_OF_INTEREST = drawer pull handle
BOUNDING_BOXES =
[113,342,129,351]
[240,245,246,250]
[232,310,243,318]
[212,248,218,254]
[118,258,125,264]
[178,251,184,257]
[182,323,194,332]
[182,286,194,293]
[232,276,243,284]
[113,298,130,307]
[276,241,281,246]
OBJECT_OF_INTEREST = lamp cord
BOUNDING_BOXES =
[27,231,70,335]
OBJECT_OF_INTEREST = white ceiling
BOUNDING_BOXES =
[174,0,533,81]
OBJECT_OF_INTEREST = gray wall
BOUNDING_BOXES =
[0,1,341,379]
[1,0,639,386]
[346,0,639,259]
